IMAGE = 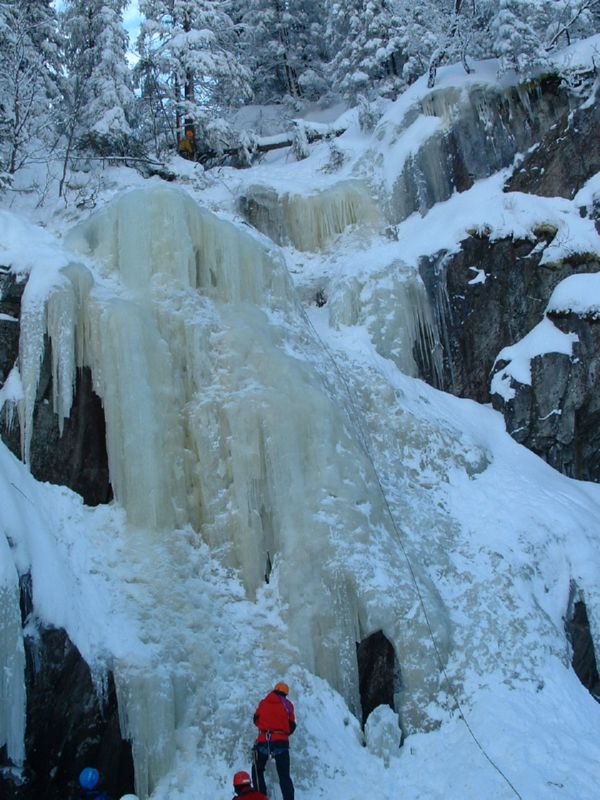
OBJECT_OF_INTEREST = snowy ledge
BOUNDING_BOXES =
[491,316,579,401]
[547,272,600,319]
[0,209,72,324]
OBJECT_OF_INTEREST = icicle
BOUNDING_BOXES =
[115,665,189,798]
[328,263,443,383]
[282,181,380,252]
[0,533,26,767]
[0,366,24,434]
[45,185,450,787]
[18,299,47,464]
[65,186,293,308]
[239,181,380,252]
[17,263,93,461]
[46,279,76,434]
[76,293,187,530]
[61,187,301,531]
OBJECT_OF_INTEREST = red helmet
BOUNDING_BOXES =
[233,771,252,788]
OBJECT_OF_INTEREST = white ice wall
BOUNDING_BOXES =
[7,185,451,793]
[328,261,443,383]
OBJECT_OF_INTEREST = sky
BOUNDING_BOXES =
[123,0,141,39]
[52,1,141,42]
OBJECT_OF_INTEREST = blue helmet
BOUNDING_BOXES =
[79,767,100,790]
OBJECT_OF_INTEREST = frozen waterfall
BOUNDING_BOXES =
[238,180,380,251]
[11,185,450,795]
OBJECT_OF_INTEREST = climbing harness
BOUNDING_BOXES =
[302,310,525,800]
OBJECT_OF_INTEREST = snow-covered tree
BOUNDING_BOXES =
[136,0,251,153]
[0,0,63,180]
[424,0,481,87]
[60,0,134,151]
[232,0,328,103]
[325,0,407,101]
[490,0,600,74]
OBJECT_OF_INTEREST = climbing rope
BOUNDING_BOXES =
[302,309,525,800]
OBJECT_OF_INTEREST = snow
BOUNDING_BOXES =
[0,210,69,281]
[547,272,600,317]
[2,32,600,800]
[491,317,579,400]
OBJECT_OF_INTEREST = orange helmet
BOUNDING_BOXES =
[233,771,252,788]
[274,681,289,695]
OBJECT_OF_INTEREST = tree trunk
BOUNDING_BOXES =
[195,125,347,166]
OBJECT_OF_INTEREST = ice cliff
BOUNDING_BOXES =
[2,185,453,794]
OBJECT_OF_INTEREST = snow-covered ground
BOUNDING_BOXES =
[2,35,600,800]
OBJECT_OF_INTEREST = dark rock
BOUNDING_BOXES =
[417,235,599,403]
[0,268,24,318]
[414,75,600,483]
[390,76,571,223]
[1,269,112,505]
[356,630,400,727]
[565,586,600,701]
[507,81,600,200]
[0,576,135,800]
[0,344,112,507]
[238,186,288,246]
[492,313,600,482]
[0,269,24,385]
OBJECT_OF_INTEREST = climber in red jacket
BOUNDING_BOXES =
[231,770,268,799]
[252,682,296,800]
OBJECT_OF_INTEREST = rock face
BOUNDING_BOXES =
[507,77,600,200]
[495,311,600,481]
[0,577,134,800]
[1,275,115,795]
[0,269,23,385]
[417,233,598,403]
[0,270,112,506]
[0,359,112,507]
[417,80,600,484]
[389,76,572,223]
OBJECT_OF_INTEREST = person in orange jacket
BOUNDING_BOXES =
[251,682,296,800]
[177,128,196,160]
[231,770,268,799]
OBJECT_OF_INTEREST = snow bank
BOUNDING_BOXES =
[547,272,600,318]
[491,316,579,400]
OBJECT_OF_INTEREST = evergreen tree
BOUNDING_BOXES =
[386,0,446,87]
[326,0,408,102]
[0,0,63,179]
[232,0,328,103]
[293,0,329,99]
[490,0,600,74]
[60,0,134,149]
[424,0,480,87]
[137,0,251,152]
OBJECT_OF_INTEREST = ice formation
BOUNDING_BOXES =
[364,705,401,767]
[9,185,450,794]
[238,180,380,251]
[360,80,571,223]
[0,532,26,767]
[328,262,443,384]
